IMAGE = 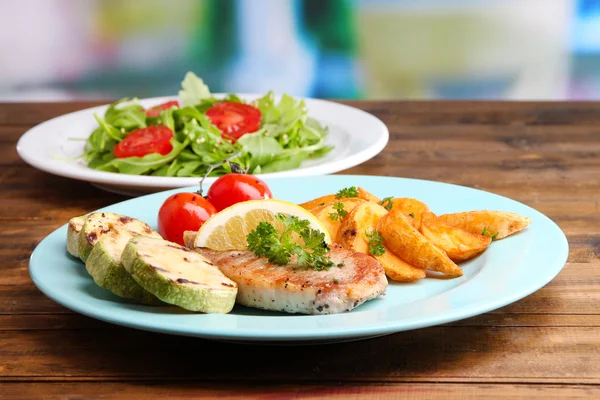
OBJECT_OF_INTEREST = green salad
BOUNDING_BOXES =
[84,72,333,177]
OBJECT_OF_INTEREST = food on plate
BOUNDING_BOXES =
[77,212,160,262]
[206,173,272,212]
[158,192,217,246]
[438,211,532,240]
[63,182,532,314]
[311,198,366,242]
[67,216,85,258]
[121,236,237,313]
[194,245,386,315]
[193,199,331,251]
[420,211,492,262]
[86,234,162,305]
[84,72,332,177]
[378,210,464,277]
[338,202,426,282]
[299,186,381,212]
[382,198,430,230]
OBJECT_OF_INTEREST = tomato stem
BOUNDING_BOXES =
[197,151,243,196]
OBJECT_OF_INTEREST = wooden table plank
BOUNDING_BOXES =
[1,101,598,397]
[0,327,599,383]
[0,382,598,400]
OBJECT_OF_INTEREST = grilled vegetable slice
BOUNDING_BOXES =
[67,216,86,258]
[85,233,162,305]
[77,212,159,262]
[121,236,238,313]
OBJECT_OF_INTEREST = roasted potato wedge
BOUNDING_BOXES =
[439,210,531,240]
[300,187,381,212]
[357,187,381,203]
[388,198,430,230]
[378,210,463,277]
[313,198,366,241]
[377,250,426,282]
[420,211,492,261]
[338,202,424,282]
[300,194,337,212]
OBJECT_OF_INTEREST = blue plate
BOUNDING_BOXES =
[29,175,568,343]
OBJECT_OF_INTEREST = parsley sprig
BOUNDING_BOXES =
[379,196,393,211]
[366,230,386,256]
[482,227,499,241]
[335,186,359,199]
[329,202,348,221]
[247,213,334,271]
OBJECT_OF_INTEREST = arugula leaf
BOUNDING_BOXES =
[94,139,188,175]
[104,98,146,130]
[238,133,283,167]
[179,72,211,106]
[366,230,386,256]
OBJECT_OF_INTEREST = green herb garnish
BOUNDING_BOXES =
[408,213,415,218]
[482,227,499,241]
[366,230,386,256]
[379,196,394,211]
[332,278,340,284]
[337,262,345,267]
[246,213,333,271]
[328,202,348,221]
[335,186,359,199]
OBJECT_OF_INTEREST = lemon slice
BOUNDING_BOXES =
[194,199,331,251]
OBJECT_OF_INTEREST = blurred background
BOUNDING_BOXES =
[1,0,600,101]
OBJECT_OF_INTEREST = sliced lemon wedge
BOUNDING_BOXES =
[194,199,331,251]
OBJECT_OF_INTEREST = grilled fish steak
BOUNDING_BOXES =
[193,245,387,315]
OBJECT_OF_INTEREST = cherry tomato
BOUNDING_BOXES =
[145,100,179,117]
[113,126,173,158]
[158,192,217,246]
[207,173,272,212]
[205,101,261,140]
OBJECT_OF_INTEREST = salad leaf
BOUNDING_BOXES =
[238,133,283,167]
[83,72,333,177]
[95,139,188,175]
[104,98,146,130]
[178,72,211,106]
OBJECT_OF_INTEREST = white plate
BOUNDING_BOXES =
[17,96,388,196]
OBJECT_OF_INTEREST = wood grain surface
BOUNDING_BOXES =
[1,102,598,399]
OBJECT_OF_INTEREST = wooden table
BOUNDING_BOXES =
[1,102,598,399]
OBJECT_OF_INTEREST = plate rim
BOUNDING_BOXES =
[28,175,569,341]
[16,95,389,189]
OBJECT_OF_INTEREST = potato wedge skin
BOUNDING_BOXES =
[378,210,463,277]
[338,202,425,282]
[358,187,381,203]
[420,211,491,262]
[439,211,531,240]
[390,198,430,230]
[314,198,366,241]
[377,249,426,282]
[338,202,388,253]
[300,187,381,213]
[299,195,336,212]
